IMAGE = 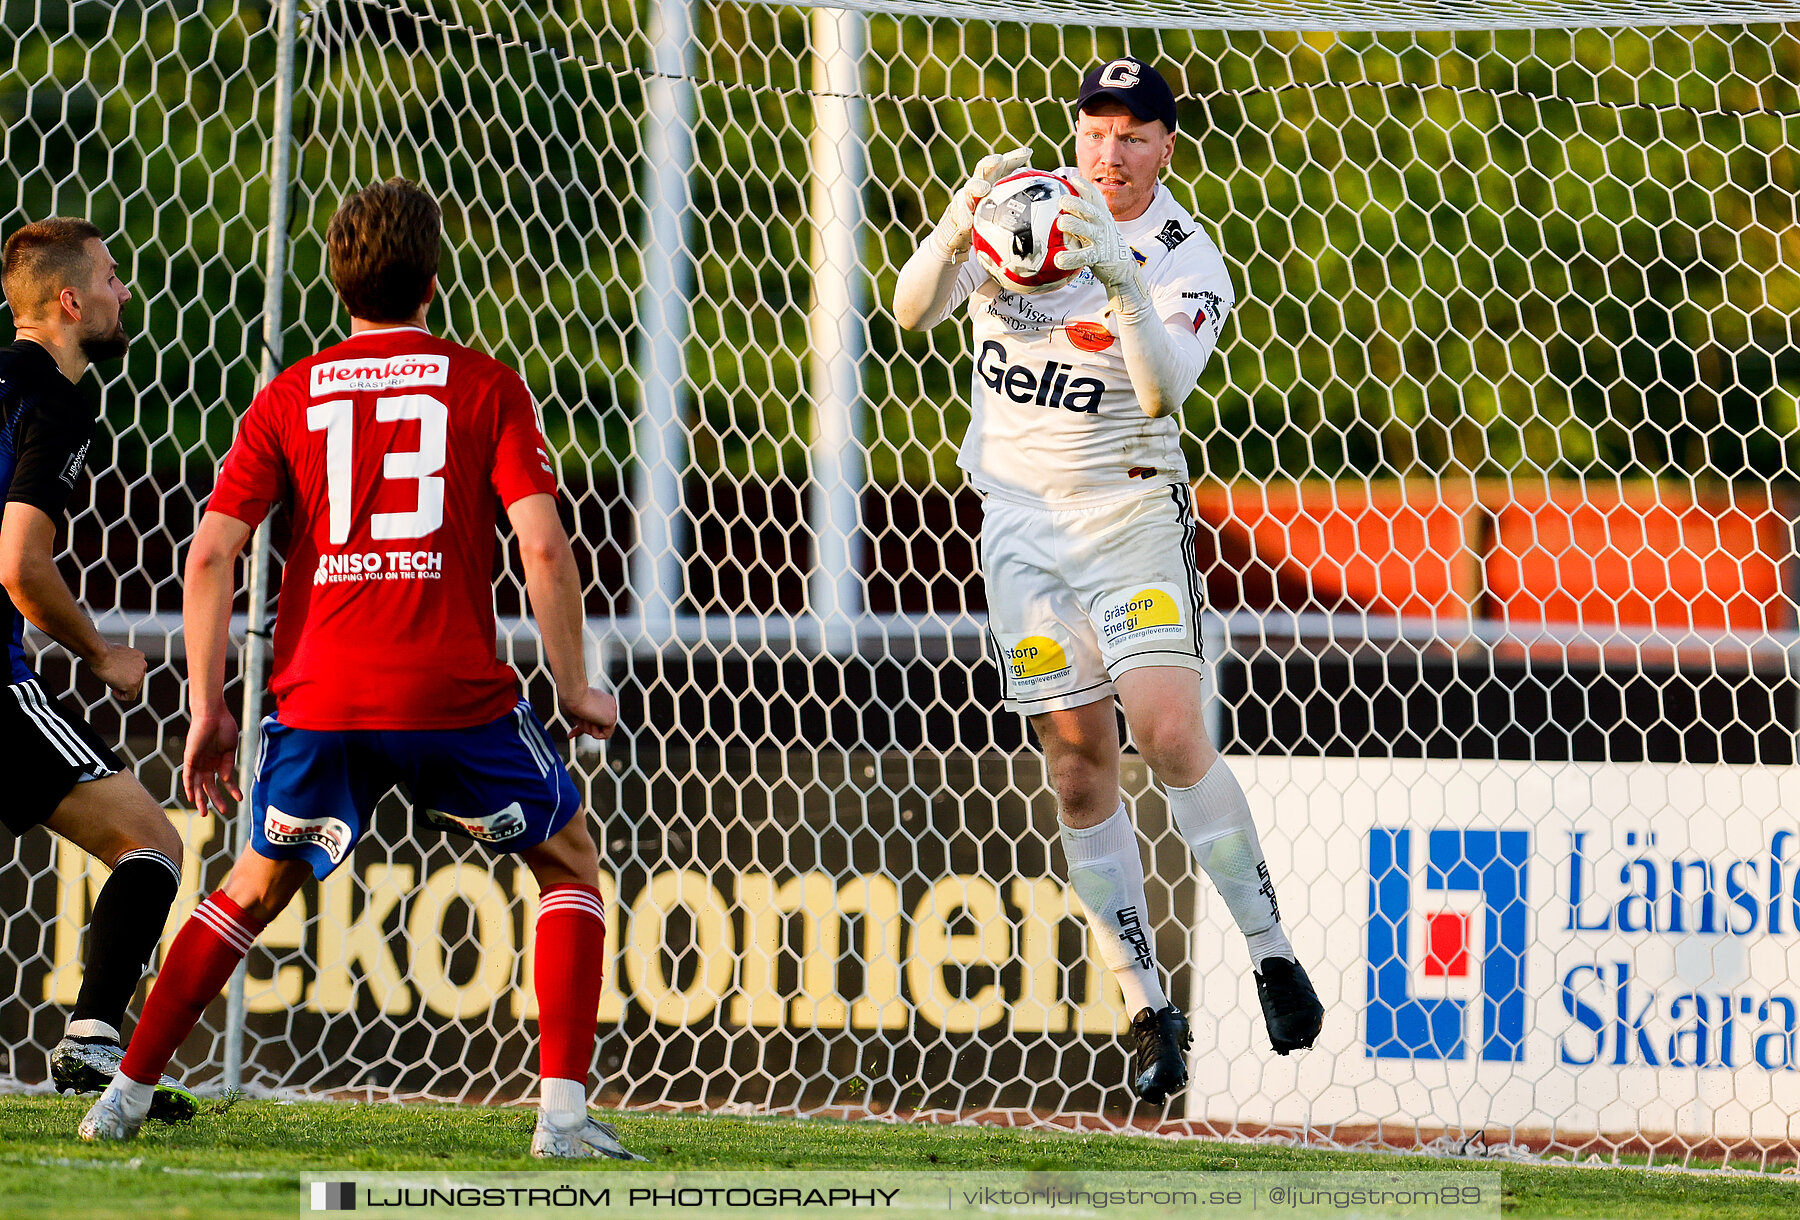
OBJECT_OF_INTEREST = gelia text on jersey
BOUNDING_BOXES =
[976,340,1105,413]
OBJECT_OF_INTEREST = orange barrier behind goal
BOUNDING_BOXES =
[1191,482,1794,639]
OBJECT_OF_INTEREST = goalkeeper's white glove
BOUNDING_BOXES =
[1056,175,1205,419]
[1054,176,1149,310]
[927,147,1032,259]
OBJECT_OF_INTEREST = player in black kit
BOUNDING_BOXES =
[0,218,194,1120]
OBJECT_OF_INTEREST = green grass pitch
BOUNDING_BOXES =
[2,1095,1798,1220]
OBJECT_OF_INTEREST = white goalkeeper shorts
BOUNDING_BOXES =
[980,482,1206,716]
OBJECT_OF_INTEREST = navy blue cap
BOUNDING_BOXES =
[1075,56,1178,132]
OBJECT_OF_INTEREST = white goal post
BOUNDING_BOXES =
[3,0,1800,1165]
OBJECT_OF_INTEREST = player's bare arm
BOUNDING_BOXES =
[0,499,144,699]
[179,509,252,815]
[506,491,616,742]
[891,147,1030,332]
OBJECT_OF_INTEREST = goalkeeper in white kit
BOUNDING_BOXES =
[891,56,1324,1104]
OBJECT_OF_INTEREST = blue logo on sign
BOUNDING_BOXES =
[1366,828,1530,1062]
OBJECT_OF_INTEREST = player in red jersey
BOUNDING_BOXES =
[79,180,640,1159]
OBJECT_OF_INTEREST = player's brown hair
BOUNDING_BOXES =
[1,217,105,319]
[326,178,441,323]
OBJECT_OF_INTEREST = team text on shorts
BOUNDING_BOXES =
[249,699,582,878]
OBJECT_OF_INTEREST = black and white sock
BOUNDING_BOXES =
[70,848,182,1040]
[1060,803,1168,1014]
[1167,761,1294,968]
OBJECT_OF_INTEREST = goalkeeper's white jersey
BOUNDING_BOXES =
[948,173,1234,507]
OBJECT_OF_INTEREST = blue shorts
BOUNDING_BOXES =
[249,701,582,879]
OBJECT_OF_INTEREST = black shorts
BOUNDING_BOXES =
[0,676,123,834]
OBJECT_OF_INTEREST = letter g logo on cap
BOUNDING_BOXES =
[1099,59,1140,89]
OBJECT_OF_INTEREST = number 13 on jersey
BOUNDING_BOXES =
[306,393,448,545]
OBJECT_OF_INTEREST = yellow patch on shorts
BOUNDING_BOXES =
[1099,586,1186,646]
[1006,635,1072,688]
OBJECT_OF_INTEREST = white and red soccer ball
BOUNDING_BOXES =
[971,169,1080,294]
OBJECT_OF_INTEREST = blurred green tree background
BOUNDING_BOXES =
[3,2,1796,492]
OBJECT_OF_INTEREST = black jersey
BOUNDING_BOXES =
[0,340,97,683]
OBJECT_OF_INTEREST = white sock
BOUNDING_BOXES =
[1167,760,1294,969]
[1060,803,1168,1014]
[112,1074,155,1121]
[540,1076,587,1125]
[66,1019,121,1043]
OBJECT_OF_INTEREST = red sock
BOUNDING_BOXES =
[120,891,266,1085]
[534,883,606,1082]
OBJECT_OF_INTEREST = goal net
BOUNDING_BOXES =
[2,0,1799,1165]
